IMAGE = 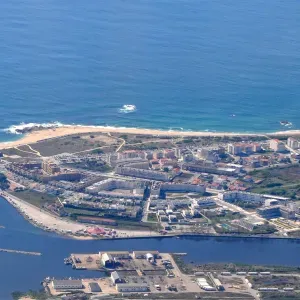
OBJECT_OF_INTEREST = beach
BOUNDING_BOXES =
[0,191,160,240]
[1,125,300,150]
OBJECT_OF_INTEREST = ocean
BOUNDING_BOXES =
[1,0,300,142]
[0,197,300,299]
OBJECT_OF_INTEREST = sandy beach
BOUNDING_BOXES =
[1,125,300,150]
[0,191,160,240]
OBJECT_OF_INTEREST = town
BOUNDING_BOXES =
[1,131,300,239]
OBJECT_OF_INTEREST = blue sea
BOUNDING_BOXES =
[0,0,300,142]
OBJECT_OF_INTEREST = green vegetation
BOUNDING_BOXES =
[65,208,161,231]
[0,173,9,189]
[26,133,116,156]
[12,289,48,300]
[92,148,104,154]
[11,190,57,208]
[68,161,112,172]
[123,141,174,151]
[0,147,37,158]
[261,292,300,299]
[249,275,300,289]
[172,257,300,275]
[147,212,158,222]
[249,165,300,199]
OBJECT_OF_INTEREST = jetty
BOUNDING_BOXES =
[0,248,41,256]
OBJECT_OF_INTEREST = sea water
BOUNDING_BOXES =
[1,0,300,142]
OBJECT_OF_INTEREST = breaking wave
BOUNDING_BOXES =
[118,104,137,113]
[3,122,64,134]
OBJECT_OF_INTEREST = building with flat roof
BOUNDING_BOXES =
[88,282,101,292]
[257,206,281,219]
[287,137,299,149]
[219,191,265,204]
[116,166,170,181]
[116,283,149,293]
[269,139,286,152]
[42,160,60,174]
[160,183,206,194]
[52,280,83,290]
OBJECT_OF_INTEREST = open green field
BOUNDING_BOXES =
[26,133,119,156]
[249,165,300,199]
[11,190,57,208]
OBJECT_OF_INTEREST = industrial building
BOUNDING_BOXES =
[52,279,83,290]
[116,283,149,293]
[196,278,216,291]
[111,271,122,284]
[88,282,101,292]
[101,253,114,267]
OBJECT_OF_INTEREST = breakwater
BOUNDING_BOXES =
[0,248,41,256]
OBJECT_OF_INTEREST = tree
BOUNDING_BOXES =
[0,173,9,190]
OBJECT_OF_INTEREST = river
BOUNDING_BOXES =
[0,197,300,299]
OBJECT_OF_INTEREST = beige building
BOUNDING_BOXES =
[269,139,286,152]
[42,160,60,174]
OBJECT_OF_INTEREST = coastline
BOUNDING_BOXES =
[1,192,299,242]
[1,124,300,150]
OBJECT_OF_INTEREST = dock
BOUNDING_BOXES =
[0,248,41,256]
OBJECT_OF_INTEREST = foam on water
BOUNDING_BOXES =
[3,122,64,134]
[118,104,137,114]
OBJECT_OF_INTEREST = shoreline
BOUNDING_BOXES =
[1,124,300,150]
[1,192,299,242]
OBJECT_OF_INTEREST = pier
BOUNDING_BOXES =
[0,248,41,256]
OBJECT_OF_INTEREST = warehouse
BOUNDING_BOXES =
[52,279,83,290]
[111,271,123,284]
[88,282,101,293]
[116,283,149,293]
[101,253,114,267]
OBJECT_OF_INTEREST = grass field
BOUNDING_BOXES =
[147,212,158,222]
[26,133,118,156]
[11,190,57,208]
[249,165,300,199]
